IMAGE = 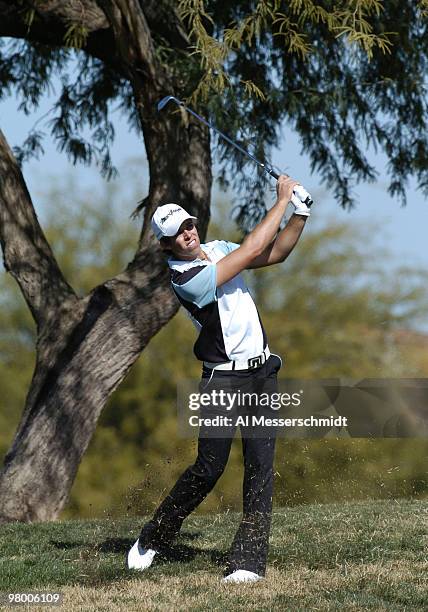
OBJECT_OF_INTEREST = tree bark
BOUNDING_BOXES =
[0,1,212,522]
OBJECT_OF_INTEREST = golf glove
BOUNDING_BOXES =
[290,185,313,217]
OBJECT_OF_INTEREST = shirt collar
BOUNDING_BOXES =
[168,243,211,272]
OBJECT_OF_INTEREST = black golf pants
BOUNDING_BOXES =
[139,354,281,576]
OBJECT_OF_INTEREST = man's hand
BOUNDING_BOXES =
[276,174,299,204]
[289,184,313,216]
[290,192,312,216]
[276,176,313,216]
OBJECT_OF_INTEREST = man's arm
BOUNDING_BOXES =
[246,213,307,269]
[216,175,298,286]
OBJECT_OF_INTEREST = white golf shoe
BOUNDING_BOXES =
[127,539,157,571]
[222,569,262,583]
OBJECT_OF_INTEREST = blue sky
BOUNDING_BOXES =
[1,86,426,270]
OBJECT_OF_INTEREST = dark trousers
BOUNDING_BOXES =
[139,354,281,576]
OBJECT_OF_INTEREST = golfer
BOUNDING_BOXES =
[128,175,311,582]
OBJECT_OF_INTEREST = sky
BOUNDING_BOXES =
[1,88,426,267]
[0,76,427,331]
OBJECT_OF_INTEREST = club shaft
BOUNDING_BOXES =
[183,106,277,178]
[159,96,312,206]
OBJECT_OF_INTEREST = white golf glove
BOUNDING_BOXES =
[290,184,313,217]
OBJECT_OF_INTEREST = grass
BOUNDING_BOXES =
[0,499,427,611]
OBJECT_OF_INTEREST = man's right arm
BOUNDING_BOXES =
[216,175,298,287]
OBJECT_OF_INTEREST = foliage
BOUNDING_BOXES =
[178,0,393,104]
[1,1,428,227]
[0,172,427,519]
[0,38,129,178]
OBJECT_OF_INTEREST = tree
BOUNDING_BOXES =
[1,175,426,518]
[0,1,427,522]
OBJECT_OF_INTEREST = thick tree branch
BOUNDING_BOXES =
[142,0,190,51]
[0,128,77,329]
[0,1,187,79]
[98,0,163,84]
[0,0,109,33]
[0,1,122,71]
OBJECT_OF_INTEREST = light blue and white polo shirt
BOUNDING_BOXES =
[168,240,267,363]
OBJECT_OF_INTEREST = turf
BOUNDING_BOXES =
[0,499,426,611]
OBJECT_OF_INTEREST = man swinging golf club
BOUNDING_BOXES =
[127,174,312,582]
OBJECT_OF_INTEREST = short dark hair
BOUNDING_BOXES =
[160,236,173,256]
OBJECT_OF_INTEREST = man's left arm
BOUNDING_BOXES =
[247,214,307,269]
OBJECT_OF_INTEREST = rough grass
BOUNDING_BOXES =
[0,499,426,611]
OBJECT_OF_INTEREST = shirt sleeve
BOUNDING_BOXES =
[217,240,240,255]
[171,264,217,308]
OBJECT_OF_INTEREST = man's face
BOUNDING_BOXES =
[162,219,201,260]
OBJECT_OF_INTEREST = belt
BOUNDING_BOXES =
[204,347,271,371]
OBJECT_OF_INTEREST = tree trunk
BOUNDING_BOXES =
[0,1,212,522]
[0,257,179,522]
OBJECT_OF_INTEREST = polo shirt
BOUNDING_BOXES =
[168,240,267,363]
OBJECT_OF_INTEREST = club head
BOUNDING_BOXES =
[157,96,183,112]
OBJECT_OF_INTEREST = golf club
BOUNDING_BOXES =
[157,95,313,208]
